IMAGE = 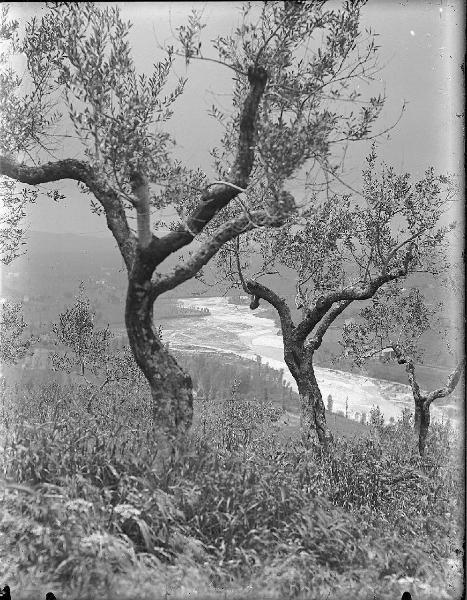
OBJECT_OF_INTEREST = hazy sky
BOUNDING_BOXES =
[8,1,465,237]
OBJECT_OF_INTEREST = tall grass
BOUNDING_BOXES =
[0,379,463,600]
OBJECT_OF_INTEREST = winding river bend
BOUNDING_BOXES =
[160,297,451,424]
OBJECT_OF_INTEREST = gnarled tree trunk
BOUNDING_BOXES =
[297,366,331,448]
[284,341,332,448]
[413,395,431,455]
[417,401,431,457]
[125,278,193,453]
[413,398,422,435]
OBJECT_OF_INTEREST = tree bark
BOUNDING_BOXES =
[413,398,422,435]
[283,342,332,448]
[296,366,331,448]
[413,396,430,456]
[247,280,335,448]
[125,278,193,450]
[418,401,431,457]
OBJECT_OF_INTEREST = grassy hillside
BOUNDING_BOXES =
[0,372,463,600]
[1,343,369,440]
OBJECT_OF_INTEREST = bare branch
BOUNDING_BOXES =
[130,172,153,249]
[295,265,410,343]
[390,345,423,402]
[152,208,284,297]
[234,236,248,292]
[311,300,353,350]
[156,65,268,258]
[172,50,247,76]
[426,358,465,406]
[392,347,464,407]
[244,279,295,340]
[0,155,91,186]
[383,233,422,276]
[0,155,137,269]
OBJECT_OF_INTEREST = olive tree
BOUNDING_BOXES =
[218,149,456,447]
[0,1,390,447]
[341,280,464,456]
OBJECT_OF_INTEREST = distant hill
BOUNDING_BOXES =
[2,230,453,308]
[1,230,212,325]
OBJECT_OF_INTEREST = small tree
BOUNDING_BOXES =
[51,283,111,380]
[369,405,385,429]
[326,393,333,413]
[342,284,464,455]
[51,284,144,410]
[0,300,35,364]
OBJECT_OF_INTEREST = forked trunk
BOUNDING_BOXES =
[125,280,193,457]
[297,367,332,448]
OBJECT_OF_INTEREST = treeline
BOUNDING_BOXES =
[94,298,210,325]
[173,350,299,411]
[157,303,210,320]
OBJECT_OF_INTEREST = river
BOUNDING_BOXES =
[159,296,451,424]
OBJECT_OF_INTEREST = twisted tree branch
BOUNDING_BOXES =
[244,279,295,340]
[295,262,412,344]
[0,155,137,269]
[426,358,465,406]
[311,300,353,350]
[154,66,269,261]
[152,207,284,297]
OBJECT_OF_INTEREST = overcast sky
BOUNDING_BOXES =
[9,1,465,237]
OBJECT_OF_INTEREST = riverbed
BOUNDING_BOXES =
[161,296,451,424]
